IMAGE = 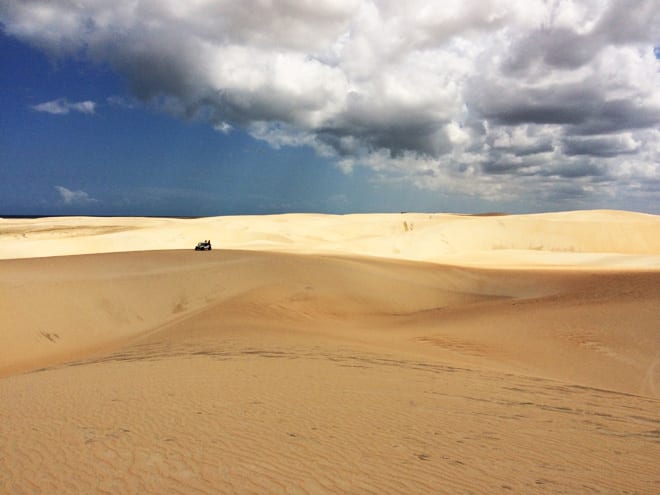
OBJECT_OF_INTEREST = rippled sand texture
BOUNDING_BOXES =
[1,211,659,494]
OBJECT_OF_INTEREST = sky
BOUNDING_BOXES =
[1,0,659,216]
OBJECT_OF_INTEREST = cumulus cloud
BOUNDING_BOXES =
[55,186,98,205]
[31,98,96,115]
[3,0,660,208]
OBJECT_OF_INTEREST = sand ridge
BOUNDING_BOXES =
[1,210,659,493]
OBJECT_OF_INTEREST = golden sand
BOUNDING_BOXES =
[1,211,659,493]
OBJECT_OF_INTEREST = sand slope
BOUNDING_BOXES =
[1,211,659,493]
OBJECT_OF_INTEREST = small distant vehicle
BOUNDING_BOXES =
[194,240,212,251]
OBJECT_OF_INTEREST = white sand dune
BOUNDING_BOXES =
[2,209,660,267]
[1,210,659,493]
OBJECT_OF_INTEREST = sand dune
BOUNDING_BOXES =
[2,209,660,267]
[1,211,659,493]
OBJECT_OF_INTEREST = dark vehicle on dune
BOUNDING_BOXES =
[195,240,212,251]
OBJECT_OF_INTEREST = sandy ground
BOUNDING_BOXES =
[1,211,659,494]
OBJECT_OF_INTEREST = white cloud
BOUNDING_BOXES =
[55,186,98,205]
[213,122,232,134]
[3,0,660,209]
[32,98,96,115]
[106,95,137,109]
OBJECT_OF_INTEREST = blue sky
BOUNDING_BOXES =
[1,1,659,216]
[0,30,495,216]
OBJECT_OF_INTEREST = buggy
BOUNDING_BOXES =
[194,240,212,251]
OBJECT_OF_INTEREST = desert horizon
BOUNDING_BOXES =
[1,209,659,493]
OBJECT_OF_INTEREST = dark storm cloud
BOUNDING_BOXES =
[563,135,640,157]
[568,99,660,136]
[542,162,608,179]
[470,82,660,134]
[468,81,594,126]
[320,92,453,158]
